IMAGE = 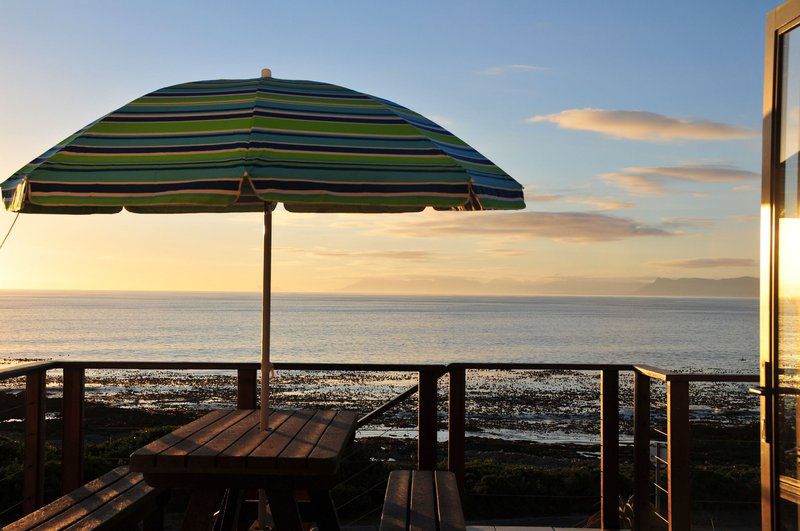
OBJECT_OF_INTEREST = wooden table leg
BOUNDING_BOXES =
[265,489,303,531]
[182,489,224,531]
[308,490,340,531]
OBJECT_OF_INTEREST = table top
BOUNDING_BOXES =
[130,408,358,478]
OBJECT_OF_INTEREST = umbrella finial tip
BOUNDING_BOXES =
[261,68,272,78]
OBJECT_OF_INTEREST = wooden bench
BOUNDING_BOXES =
[379,470,465,531]
[6,466,168,531]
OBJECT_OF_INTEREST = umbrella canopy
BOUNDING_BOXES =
[2,75,524,214]
[1,72,526,430]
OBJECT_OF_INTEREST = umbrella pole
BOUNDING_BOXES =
[260,203,272,430]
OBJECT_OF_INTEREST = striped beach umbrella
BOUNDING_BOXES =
[1,69,525,428]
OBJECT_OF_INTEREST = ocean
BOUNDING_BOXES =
[0,290,758,372]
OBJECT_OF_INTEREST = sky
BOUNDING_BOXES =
[0,1,782,294]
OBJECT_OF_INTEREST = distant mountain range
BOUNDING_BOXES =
[636,276,758,298]
[343,275,759,297]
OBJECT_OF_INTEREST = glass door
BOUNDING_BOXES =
[764,3,800,530]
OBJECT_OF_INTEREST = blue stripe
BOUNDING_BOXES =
[32,180,241,194]
[251,179,468,195]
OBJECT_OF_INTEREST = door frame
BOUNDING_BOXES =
[763,2,800,529]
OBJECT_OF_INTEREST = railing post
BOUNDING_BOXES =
[667,380,690,531]
[448,366,466,494]
[418,368,438,470]
[61,367,85,494]
[23,370,46,514]
[237,368,257,409]
[601,369,620,530]
[633,371,651,531]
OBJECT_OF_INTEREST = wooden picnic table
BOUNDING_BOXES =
[130,408,358,531]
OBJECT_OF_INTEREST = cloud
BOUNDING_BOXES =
[525,189,633,210]
[524,190,564,202]
[660,217,714,229]
[729,214,759,223]
[389,211,675,242]
[602,173,667,196]
[602,163,758,196]
[653,258,756,269]
[568,196,635,210]
[277,247,435,261]
[733,184,757,192]
[478,64,546,76]
[528,108,754,141]
[482,247,529,256]
[624,164,758,183]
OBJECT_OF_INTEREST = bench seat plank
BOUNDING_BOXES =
[380,470,411,531]
[5,468,130,530]
[435,471,466,531]
[409,471,435,531]
[64,480,158,530]
[380,470,465,531]
[7,466,164,531]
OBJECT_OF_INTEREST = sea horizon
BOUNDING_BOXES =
[0,287,759,300]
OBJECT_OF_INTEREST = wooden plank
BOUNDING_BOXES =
[667,380,691,531]
[277,410,337,469]
[157,409,252,468]
[186,411,258,468]
[130,409,231,470]
[409,470,436,531]
[447,367,466,495]
[380,470,411,531]
[633,372,651,531]
[23,370,46,515]
[5,467,129,530]
[418,369,438,471]
[434,471,465,531]
[600,369,620,530]
[247,410,315,469]
[30,472,144,530]
[307,411,358,473]
[62,367,85,494]
[237,368,257,409]
[64,480,157,530]
[216,411,293,470]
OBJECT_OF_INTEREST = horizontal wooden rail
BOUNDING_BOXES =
[57,361,447,372]
[633,365,758,383]
[0,361,56,381]
[450,362,633,371]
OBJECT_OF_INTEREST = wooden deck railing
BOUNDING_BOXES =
[0,360,758,530]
